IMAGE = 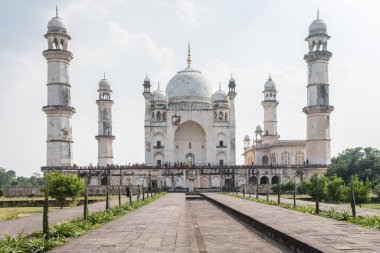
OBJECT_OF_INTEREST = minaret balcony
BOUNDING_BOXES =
[216,145,227,148]
[95,135,115,140]
[43,50,73,61]
[303,105,334,115]
[304,50,332,63]
[153,145,165,149]
[42,105,75,115]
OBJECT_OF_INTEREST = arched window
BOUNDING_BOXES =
[295,151,305,165]
[262,155,269,165]
[270,153,276,165]
[151,112,155,121]
[218,111,223,121]
[156,111,161,121]
[162,112,166,121]
[281,151,290,165]
[225,112,228,121]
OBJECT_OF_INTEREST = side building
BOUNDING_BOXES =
[242,13,333,185]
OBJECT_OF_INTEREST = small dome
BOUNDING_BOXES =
[255,125,262,132]
[264,76,276,92]
[212,84,229,102]
[47,16,67,33]
[309,18,327,36]
[153,84,167,102]
[244,135,250,141]
[99,78,111,90]
[166,68,212,104]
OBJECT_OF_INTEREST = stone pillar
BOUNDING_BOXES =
[42,9,75,167]
[303,14,334,165]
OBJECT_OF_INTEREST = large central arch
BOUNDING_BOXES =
[174,120,206,165]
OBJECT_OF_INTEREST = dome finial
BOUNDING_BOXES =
[268,74,272,81]
[187,42,191,67]
[158,81,160,90]
[103,71,106,79]
[56,5,59,18]
[317,8,320,19]
[219,81,222,90]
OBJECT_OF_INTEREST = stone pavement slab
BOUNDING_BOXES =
[188,200,287,253]
[204,193,380,253]
[0,195,135,239]
[50,194,288,253]
[50,193,192,253]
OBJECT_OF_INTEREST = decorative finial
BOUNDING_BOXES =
[268,74,272,81]
[219,81,222,90]
[187,42,191,67]
[56,5,58,17]
[231,74,233,79]
[103,71,106,79]
[317,8,319,19]
[146,73,148,79]
[158,81,160,90]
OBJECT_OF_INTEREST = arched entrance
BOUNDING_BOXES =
[186,153,195,166]
[174,121,206,165]
[249,176,258,185]
[271,176,279,185]
[260,176,269,185]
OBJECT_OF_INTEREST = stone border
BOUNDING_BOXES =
[200,193,323,253]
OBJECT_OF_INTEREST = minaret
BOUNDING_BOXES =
[143,75,152,165]
[96,74,115,166]
[261,76,279,143]
[228,74,237,164]
[303,11,334,165]
[42,7,75,167]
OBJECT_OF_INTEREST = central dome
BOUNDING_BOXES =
[166,67,212,104]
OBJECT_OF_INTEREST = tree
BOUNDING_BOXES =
[328,147,380,184]
[0,168,12,188]
[374,183,380,199]
[326,175,347,204]
[346,175,371,207]
[41,171,83,208]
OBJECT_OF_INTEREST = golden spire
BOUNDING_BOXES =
[187,42,191,67]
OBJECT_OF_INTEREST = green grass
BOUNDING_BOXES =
[0,207,61,221]
[223,193,380,229]
[340,203,380,210]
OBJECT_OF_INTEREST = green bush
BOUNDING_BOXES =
[41,171,83,208]
[326,175,347,204]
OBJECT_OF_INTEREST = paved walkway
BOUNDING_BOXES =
[205,193,380,253]
[0,196,135,239]
[50,194,288,253]
[240,192,380,216]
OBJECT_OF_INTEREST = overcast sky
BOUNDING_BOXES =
[1,0,379,177]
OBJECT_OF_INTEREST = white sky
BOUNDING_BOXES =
[1,0,379,177]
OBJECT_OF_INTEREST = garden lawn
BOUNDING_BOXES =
[0,207,61,221]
